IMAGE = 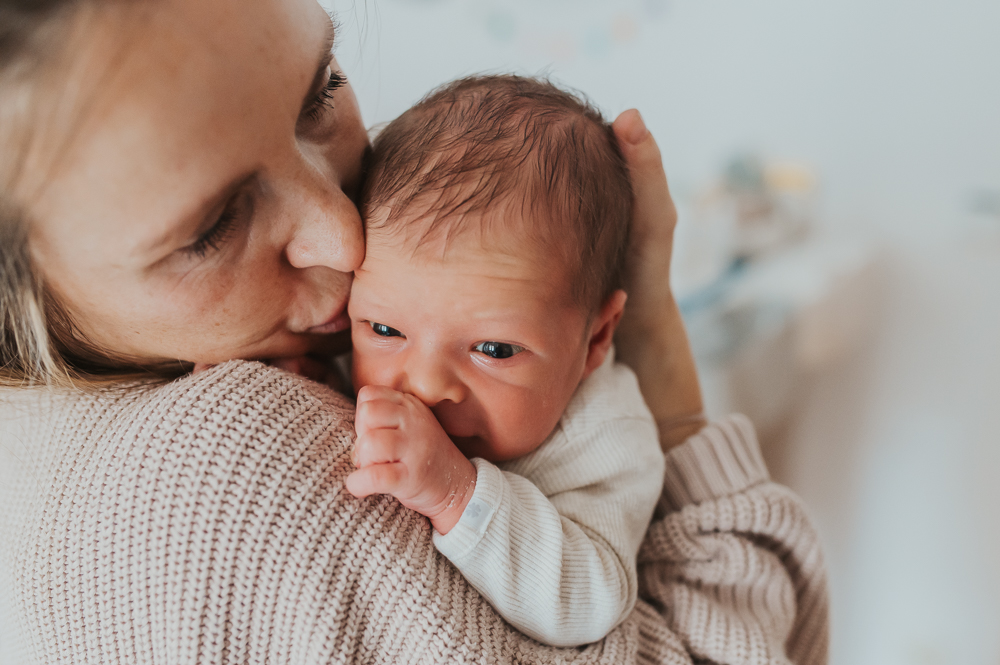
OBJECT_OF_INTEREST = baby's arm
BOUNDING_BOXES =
[347,366,664,648]
[433,421,663,647]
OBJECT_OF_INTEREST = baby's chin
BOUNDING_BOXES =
[450,434,494,461]
[450,433,540,464]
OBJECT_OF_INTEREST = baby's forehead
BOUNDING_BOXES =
[369,194,543,256]
[366,213,581,306]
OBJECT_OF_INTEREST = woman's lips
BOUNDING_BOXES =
[306,310,351,335]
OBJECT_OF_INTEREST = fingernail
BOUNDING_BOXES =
[624,110,648,145]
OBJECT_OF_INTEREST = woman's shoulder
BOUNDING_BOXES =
[130,360,357,450]
[2,363,381,663]
[149,359,355,423]
[2,360,357,463]
[1,360,361,567]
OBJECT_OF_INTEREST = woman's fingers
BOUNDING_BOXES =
[345,463,407,499]
[612,109,676,234]
[611,109,706,449]
[612,109,677,289]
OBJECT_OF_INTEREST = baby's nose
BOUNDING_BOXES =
[402,358,466,407]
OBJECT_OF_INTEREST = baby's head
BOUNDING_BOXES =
[349,75,632,461]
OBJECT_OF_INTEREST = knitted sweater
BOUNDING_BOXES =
[0,361,829,664]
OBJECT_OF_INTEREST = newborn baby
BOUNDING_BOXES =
[346,75,664,647]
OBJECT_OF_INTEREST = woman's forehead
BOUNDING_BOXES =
[22,0,331,266]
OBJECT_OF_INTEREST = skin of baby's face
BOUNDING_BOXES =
[349,218,616,462]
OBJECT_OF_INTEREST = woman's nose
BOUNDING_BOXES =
[400,353,467,407]
[283,160,365,274]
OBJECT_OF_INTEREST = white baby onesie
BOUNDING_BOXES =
[432,351,664,647]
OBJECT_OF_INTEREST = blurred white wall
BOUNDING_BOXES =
[326,2,1000,663]
[330,0,1000,243]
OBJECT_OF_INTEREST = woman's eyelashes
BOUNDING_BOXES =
[182,191,250,259]
[301,68,346,125]
[370,322,403,338]
[474,341,525,360]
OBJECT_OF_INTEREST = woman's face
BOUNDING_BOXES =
[21,0,367,365]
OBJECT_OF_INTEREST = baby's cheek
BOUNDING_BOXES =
[349,334,378,391]
[486,389,564,459]
[350,341,399,393]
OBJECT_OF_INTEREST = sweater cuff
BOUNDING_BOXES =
[432,458,505,561]
[660,414,769,511]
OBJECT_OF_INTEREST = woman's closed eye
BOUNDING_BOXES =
[181,187,253,259]
[473,341,525,360]
[370,322,404,338]
[300,67,346,126]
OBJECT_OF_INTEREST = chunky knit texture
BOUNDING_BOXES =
[0,361,829,664]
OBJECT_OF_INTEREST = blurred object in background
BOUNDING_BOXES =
[672,156,879,467]
[969,187,1000,239]
[969,188,1000,220]
[714,154,813,258]
[673,153,817,299]
[688,236,882,474]
[455,0,660,63]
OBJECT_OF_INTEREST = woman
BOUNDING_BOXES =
[0,0,829,663]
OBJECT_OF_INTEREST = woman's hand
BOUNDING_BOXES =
[346,385,477,535]
[612,110,706,451]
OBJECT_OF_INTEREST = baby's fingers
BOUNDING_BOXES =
[355,387,408,438]
[355,384,406,407]
[352,428,406,469]
[345,463,407,499]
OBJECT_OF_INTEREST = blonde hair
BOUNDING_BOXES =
[1,0,188,388]
[0,203,62,386]
[0,200,189,389]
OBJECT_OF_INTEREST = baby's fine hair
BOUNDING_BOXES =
[362,74,632,310]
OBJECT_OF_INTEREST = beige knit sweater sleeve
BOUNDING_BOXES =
[0,361,829,665]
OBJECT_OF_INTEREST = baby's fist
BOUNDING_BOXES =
[346,385,476,534]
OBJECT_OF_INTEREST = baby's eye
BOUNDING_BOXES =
[473,341,524,359]
[370,322,403,338]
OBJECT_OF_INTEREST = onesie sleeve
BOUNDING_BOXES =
[432,360,664,647]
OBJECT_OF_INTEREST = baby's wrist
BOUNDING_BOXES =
[428,459,477,535]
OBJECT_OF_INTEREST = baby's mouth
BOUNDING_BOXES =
[433,407,489,456]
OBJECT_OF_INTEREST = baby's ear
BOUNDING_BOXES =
[582,289,628,380]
